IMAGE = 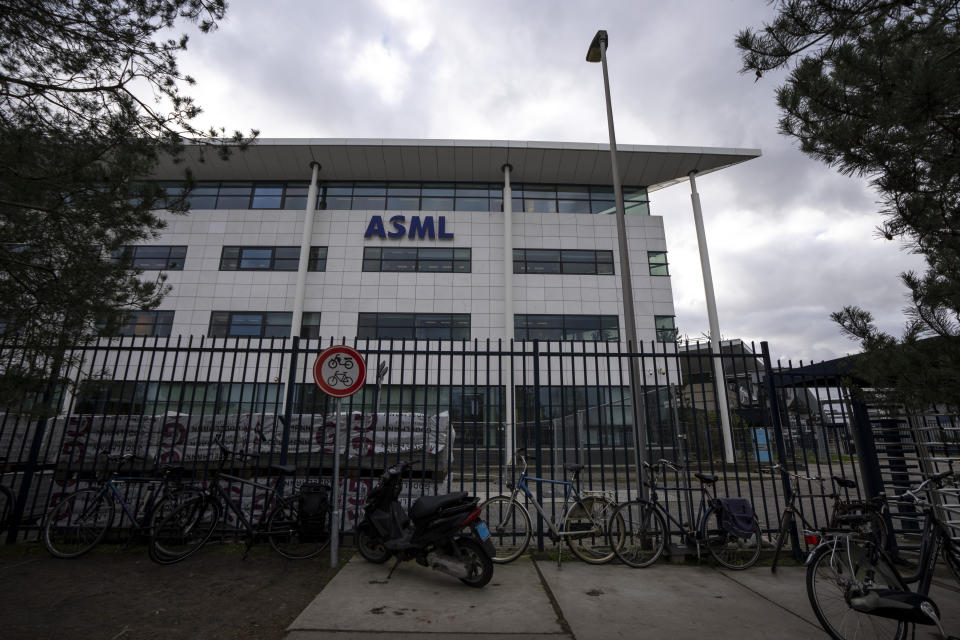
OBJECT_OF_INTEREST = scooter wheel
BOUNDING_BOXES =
[455,538,493,588]
[357,527,390,564]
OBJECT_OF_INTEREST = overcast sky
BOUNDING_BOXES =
[173,0,927,363]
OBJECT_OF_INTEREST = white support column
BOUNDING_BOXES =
[291,161,321,338]
[689,170,735,464]
[502,163,516,465]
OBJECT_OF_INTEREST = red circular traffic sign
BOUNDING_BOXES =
[313,346,367,398]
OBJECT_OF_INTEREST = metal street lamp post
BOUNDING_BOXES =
[586,30,648,495]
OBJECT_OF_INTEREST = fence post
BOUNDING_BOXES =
[532,340,544,551]
[849,399,884,501]
[760,342,800,559]
[6,353,63,544]
[279,336,300,470]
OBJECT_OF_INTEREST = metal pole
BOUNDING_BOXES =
[291,161,321,339]
[502,163,516,466]
[595,31,648,495]
[689,171,735,463]
[330,396,343,566]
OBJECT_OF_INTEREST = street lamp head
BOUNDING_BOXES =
[586,30,608,63]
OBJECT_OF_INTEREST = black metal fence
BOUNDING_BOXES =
[1,336,956,556]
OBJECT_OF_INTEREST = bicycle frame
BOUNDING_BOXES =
[205,470,285,535]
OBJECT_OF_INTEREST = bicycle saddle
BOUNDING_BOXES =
[832,476,857,489]
[695,472,718,484]
[565,463,584,474]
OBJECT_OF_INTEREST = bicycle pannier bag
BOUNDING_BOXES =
[298,482,330,540]
[715,497,755,538]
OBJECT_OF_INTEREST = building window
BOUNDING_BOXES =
[111,246,187,270]
[209,311,292,338]
[515,315,619,341]
[220,246,299,271]
[156,180,648,215]
[513,249,614,275]
[648,251,669,276]
[301,312,322,339]
[308,247,327,271]
[114,311,175,337]
[357,313,471,340]
[655,316,677,343]
[362,247,471,272]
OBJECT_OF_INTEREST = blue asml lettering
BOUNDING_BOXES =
[364,215,454,240]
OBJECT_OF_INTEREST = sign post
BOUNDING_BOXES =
[313,345,367,567]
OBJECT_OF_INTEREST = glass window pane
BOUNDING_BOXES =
[422,183,454,196]
[420,197,454,211]
[455,197,489,211]
[362,259,380,271]
[230,314,263,336]
[562,262,595,274]
[382,247,417,260]
[387,183,419,195]
[526,249,560,262]
[251,184,283,208]
[216,183,252,209]
[283,184,309,210]
[324,195,352,210]
[590,200,616,214]
[352,195,385,210]
[186,183,219,209]
[524,199,556,213]
[419,260,452,272]
[455,185,488,197]
[363,247,380,259]
[454,260,471,272]
[274,259,299,271]
[239,248,272,270]
[558,199,591,213]
[623,186,648,202]
[382,260,417,272]
[324,183,353,196]
[523,184,555,196]
[267,312,292,326]
[625,201,649,215]
[561,250,594,263]
[275,247,300,259]
[419,248,453,260]
[557,186,590,199]
[527,261,561,274]
[386,196,420,210]
[354,184,386,196]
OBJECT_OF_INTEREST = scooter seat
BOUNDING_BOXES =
[410,492,470,520]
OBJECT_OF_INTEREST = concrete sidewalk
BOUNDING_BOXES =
[286,554,960,639]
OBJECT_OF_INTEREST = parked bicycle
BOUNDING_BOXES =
[480,448,624,565]
[767,463,888,573]
[607,458,762,570]
[805,467,959,640]
[42,453,202,558]
[149,437,331,564]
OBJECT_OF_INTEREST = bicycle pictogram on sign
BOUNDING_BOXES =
[313,346,366,398]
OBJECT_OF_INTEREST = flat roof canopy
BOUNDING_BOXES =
[152,138,760,192]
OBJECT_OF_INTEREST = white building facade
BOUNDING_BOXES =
[132,139,759,347]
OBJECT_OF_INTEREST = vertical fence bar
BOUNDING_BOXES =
[760,341,799,558]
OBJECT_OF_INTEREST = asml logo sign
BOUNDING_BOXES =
[364,215,454,240]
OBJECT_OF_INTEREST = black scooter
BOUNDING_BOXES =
[355,461,496,587]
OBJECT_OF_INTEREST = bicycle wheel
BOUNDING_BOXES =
[43,489,115,558]
[610,499,666,568]
[150,496,220,565]
[267,496,330,559]
[563,495,623,564]
[806,540,908,640]
[702,506,761,570]
[480,496,531,563]
[146,486,204,533]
